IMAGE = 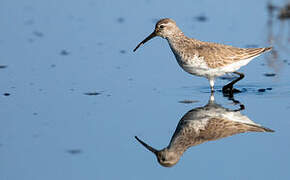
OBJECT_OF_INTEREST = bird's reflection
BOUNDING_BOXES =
[135,94,274,167]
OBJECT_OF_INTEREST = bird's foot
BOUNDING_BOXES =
[222,85,241,97]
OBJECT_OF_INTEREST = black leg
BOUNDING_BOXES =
[222,72,244,95]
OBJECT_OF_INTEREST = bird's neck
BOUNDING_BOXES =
[166,34,199,53]
[166,32,186,44]
[167,136,193,156]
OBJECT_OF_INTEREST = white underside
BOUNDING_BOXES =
[180,56,257,79]
[183,103,261,133]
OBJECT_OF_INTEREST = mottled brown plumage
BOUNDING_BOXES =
[185,43,272,68]
[134,18,272,92]
[172,117,272,151]
[135,95,274,167]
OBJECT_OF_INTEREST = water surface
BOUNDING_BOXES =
[0,0,289,179]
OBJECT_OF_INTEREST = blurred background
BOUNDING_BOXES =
[0,0,289,179]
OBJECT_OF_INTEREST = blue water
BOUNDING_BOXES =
[1,0,289,179]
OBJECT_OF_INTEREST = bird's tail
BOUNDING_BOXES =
[246,123,275,132]
[260,126,275,132]
[263,47,273,52]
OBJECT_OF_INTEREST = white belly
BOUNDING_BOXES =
[177,56,256,79]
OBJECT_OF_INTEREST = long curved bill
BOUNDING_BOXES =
[135,136,158,155]
[133,32,156,52]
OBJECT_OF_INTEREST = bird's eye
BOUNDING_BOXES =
[160,25,165,29]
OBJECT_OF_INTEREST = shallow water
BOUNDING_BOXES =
[0,0,290,179]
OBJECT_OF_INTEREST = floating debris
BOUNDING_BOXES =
[3,93,10,96]
[50,64,56,68]
[84,92,101,96]
[33,112,38,116]
[120,50,126,54]
[264,73,276,77]
[117,17,125,23]
[0,65,7,69]
[66,149,82,155]
[194,15,208,22]
[258,88,266,92]
[60,50,70,56]
[179,100,198,104]
[33,31,44,37]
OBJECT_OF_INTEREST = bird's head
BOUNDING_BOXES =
[135,136,180,167]
[133,18,181,52]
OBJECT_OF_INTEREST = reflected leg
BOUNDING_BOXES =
[228,95,245,111]
[209,78,215,93]
[224,91,245,111]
